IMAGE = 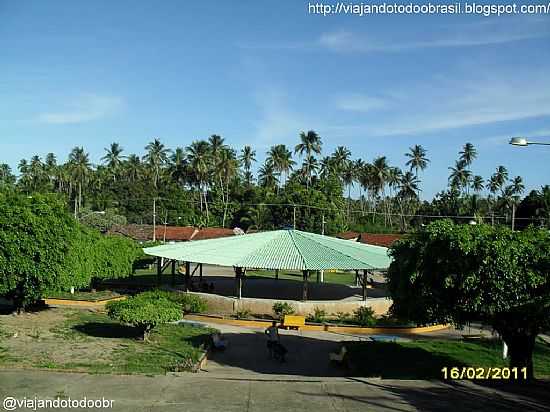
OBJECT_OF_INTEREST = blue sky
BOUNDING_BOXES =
[1,0,549,199]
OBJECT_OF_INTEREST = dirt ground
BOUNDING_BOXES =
[0,308,121,370]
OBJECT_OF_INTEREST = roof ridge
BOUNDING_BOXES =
[300,231,375,270]
[288,230,308,271]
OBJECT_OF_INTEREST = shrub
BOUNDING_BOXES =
[106,294,182,341]
[307,307,327,323]
[353,306,377,327]
[235,309,252,319]
[334,312,352,323]
[138,290,207,314]
[272,302,295,319]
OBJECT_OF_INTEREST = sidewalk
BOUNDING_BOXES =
[1,369,548,412]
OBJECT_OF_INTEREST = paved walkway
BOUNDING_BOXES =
[1,369,548,412]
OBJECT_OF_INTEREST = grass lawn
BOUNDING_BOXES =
[346,339,550,379]
[46,290,120,301]
[0,308,215,375]
[247,269,357,286]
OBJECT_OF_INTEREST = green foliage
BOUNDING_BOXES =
[137,290,208,314]
[106,293,182,340]
[387,220,550,376]
[0,191,77,311]
[272,301,296,319]
[235,308,252,319]
[307,307,327,323]
[79,208,127,232]
[0,190,142,311]
[353,306,377,326]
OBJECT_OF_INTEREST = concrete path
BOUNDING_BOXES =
[1,369,549,412]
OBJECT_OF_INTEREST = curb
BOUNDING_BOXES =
[185,314,449,334]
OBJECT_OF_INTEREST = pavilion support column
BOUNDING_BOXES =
[171,260,176,286]
[362,269,368,301]
[156,257,162,286]
[302,270,309,301]
[199,263,203,284]
[316,270,320,283]
[185,261,191,292]
[235,267,243,299]
[275,269,279,280]
[355,270,360,287]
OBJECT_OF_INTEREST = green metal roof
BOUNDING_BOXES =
[143,229,392,270]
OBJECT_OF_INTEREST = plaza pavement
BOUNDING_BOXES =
[1,369,548,412]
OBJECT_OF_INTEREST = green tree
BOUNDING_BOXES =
[387,220,550,379]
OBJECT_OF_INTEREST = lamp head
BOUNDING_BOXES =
[509,137,528,146]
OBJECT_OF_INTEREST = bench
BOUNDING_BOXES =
[282,315,305,330]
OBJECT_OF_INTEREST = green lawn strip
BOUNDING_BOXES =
[46,290,120,302]
[346,338,550,379]
[247,269,356,286]
[49,311,214,374]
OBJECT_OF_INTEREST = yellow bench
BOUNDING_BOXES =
[282,315,305,330]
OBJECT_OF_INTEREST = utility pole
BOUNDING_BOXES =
[152,198,157,242]
[320,213,325,282]
[293,205,296,229]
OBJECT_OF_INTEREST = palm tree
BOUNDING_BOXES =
[405,144,429,198]
[239,145,256,185]
[101,142,125,180]
[493,166,509,195]
[216,148,239,227]
[295,130,322,158]
[448,160,471,195]
[258,160,279,190]
[472,175,484,194]
[507,176,525,230]
[168,147,188,188]
[0,164,15,186]
[319,156,336,179]
[143,138,170,189]
[371,156,390,225]
[405,145,429,177]
[186,140,212,221]
[301,155,319,188]
[341,162,356,219]
[68,146,91,215]
[397,171,419,230]
[459,143,477,167]
[266,144,295,188]
[125,154,142,182]
[331,146,351,173]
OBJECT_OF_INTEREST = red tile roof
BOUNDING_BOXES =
[192,227,236,241]
[336,231,360,240]
[108,224,238,242]
[155,226,197,241]
[357,233,402,248]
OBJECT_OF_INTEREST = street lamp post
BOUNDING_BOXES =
[509,137,550,147]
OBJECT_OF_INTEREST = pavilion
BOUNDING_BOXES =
[143,229,392,301]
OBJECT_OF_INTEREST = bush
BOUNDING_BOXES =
[272,302,295,319]
[138,290,207,314]
[106,294,182,340]
[334,312,352,324]
[353,306,377,327]
[307,307,327,323]
[235,309,252,319]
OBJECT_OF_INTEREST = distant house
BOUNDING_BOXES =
[336,231,402,248]
[108,224,239,243]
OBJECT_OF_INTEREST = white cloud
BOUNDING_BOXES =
[319,18,550,53]
[335,94,388,112]
[328,69,550,137]
[38,94,123,124]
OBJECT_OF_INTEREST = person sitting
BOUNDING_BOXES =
[211,332,228,350]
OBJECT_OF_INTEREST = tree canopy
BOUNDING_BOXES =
[387,220,550,378]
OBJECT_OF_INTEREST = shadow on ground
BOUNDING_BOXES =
[297,379,550,412]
